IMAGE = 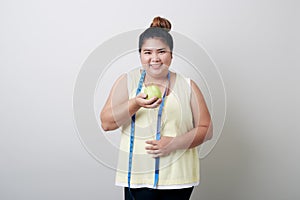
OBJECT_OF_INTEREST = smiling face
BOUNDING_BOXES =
[140,37,172,78]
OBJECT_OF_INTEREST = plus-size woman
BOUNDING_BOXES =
[100,16,213,200]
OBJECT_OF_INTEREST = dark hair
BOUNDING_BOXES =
[138,16,173,53]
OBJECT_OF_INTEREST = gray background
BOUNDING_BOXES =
[1,0,299,199]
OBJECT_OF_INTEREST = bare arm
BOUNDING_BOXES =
[173,79,213,149]
[146,80,213,157]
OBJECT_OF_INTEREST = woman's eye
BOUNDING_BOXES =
[144,52,151,55]
[159,51,166,54]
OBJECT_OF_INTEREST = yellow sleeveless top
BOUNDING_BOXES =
[115,68,200,189]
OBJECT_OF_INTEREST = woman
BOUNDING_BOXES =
[101,16,213,200]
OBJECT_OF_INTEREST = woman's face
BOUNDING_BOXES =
[140,37,172,78]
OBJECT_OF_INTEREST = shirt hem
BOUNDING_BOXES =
[115,182,199,189]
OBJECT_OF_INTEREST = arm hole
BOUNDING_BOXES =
[186,77,192,101]
[125,72,130,97]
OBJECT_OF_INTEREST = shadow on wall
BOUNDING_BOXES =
[191,105,257,200]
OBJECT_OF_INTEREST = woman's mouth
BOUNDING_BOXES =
[150,63,162,69]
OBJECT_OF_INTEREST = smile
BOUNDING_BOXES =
[150,64,162,69]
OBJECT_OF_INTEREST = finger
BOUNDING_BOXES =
[152,99,162,107]
[144,104,159,109]
[146,150,160,155]
[137,93,147,99]
[145,145,159,150]
[145,140,157,145]
[145,97,159,105]
[152,151,162,158]
[153,98,162,105]
[140,96,161,107]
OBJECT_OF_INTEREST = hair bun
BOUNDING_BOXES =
[150,16,172,32]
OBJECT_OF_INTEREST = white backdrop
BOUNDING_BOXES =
[1,0,299,199]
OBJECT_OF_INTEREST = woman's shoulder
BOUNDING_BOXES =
[173,71,191,86]
[112,67,140,85]
[126,67,142,81]
[127,67,141,75]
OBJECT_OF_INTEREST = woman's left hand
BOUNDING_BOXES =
[145,136,176,158]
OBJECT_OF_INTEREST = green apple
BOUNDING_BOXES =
[144,85,162,99]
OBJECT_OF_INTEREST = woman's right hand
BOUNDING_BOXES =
[100,74,162,131]
[135,93,162,109]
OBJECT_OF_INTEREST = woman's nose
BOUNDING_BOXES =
[151,52,160,61]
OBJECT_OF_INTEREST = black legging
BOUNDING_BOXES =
[124,187,194,200]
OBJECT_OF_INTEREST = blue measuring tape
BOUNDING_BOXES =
[127,69,170,191]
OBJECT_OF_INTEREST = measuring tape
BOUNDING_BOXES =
[127,69,170,190]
